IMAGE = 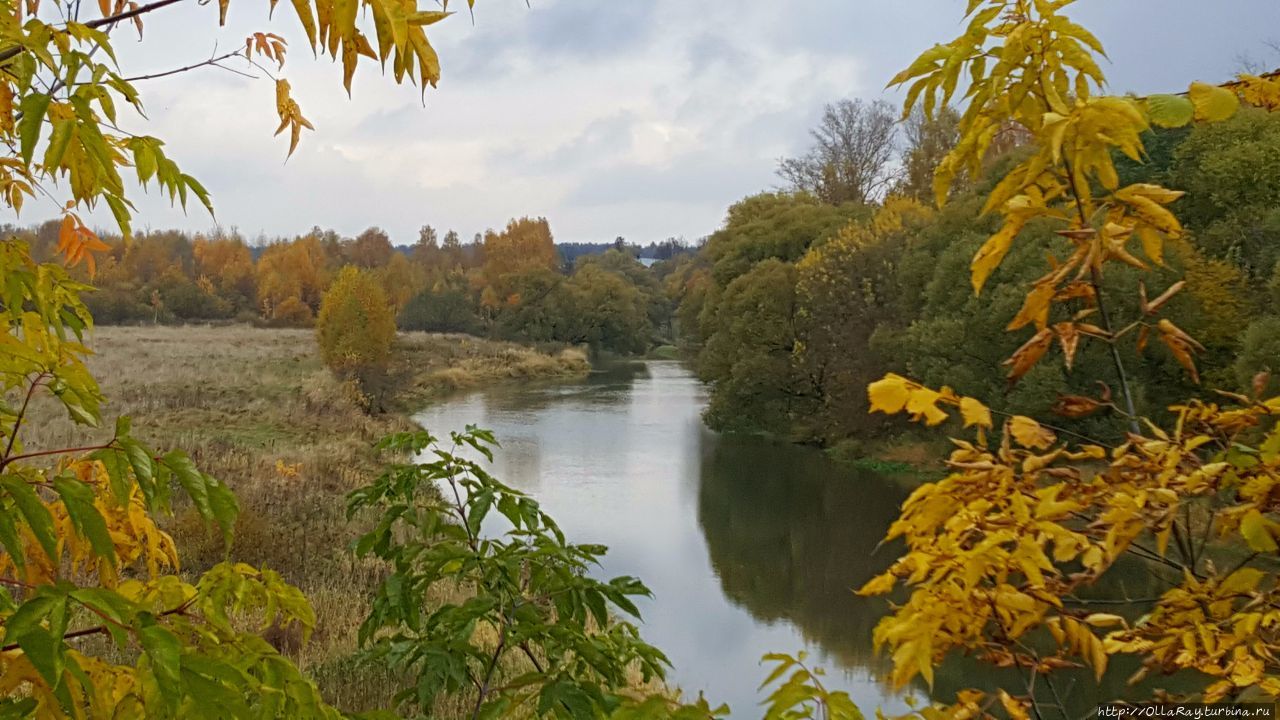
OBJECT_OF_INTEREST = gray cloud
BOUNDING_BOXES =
[67,0,1280,246]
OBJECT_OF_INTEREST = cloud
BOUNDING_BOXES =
[68,0,1280,246]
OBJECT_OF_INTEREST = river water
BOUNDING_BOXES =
[412,360,1179,714]
[414,360,919,714]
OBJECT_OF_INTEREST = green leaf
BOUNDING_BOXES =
[206,480,239,548]
[139,621,183,701]
[17,94,51,165]
[0,475,57,563]
[15,626,64,689]
[52,475,116,565]
[0,508,25,573]
[164,450,211,517]
[43,119,75,169]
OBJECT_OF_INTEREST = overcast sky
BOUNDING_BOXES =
[67,0,1280,246]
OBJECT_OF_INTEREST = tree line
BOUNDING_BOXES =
[5,217,691,356]
[672,100,1280,451]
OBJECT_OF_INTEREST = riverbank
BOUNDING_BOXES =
[25,324,588,712]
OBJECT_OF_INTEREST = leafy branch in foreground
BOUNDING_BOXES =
[1,238,339,716]
[859,0,1280,717]
[347,427,727,720]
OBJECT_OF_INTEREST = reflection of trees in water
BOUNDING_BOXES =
[479,360,653,416]
[697,436,1199,709]
[696,435,908,673]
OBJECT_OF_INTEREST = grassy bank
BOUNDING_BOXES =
[25,324,589,713]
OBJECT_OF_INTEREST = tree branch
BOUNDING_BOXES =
[0,0,190,66]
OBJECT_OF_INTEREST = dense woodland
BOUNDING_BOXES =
[4,218,691,355]
[671,103,1280,451]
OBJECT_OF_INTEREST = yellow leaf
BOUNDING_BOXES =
[1009,416,1056,450]
[868,374,912,415]
[857,572,897,596]
[1083,613,1124,628]
[959,397,993,429]
[905,386,948,426]
[1240,508,1278,552]
[998,691,1030,720]
[1188,81,1241,122]
[1145,94,1194,128]
[1006,282,1055,331]
[971,211,1029,295]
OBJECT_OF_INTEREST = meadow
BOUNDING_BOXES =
[23,324,589,711]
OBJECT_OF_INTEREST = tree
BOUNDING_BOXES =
[777,99,897,206]
[348,226,395,269]
[0,0,471,711]
[193,234,257,312]
[894,105,961,202]
[316,266,397,381]
[480,217,560,308]
[794,198,931,441]
[398,278,482,335]
[699,259,810,435]
[255,235,330,323]
[860,0,1280,714]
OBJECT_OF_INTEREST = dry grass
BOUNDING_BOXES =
[20,324,590,714]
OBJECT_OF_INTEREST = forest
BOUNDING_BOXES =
[675,102,1280,453]
[4,0,1280,719]
[2,218,689,356]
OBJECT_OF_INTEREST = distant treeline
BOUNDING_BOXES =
[668,103,1280,451]
[8,219,686,355]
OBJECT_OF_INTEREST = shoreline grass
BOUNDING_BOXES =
[22,324,589,713]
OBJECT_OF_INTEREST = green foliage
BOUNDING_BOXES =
[758,653,862,720]
[1233,316,1280,395]
[680,104,1278,448]
[700,259,807,436]
[346,427,724,719]
[1170,108,1280,282]
[399,281,483,335]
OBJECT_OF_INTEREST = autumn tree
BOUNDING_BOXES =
[894,105,961,202]
[316,266,397,395]
[193,233,257,312]
[859,0,1280,715]
[777,99,898,206]
[255,235,330,323]
[480,217,560,309]
[347,226,395,269]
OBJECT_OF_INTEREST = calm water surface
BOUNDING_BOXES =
[413,360,916,714]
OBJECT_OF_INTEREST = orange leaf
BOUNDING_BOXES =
[1051,395,1103,419]
[1003,327,1053,385]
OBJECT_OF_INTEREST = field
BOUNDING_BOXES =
[24,324,589,712]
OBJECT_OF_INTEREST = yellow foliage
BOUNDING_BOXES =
[316,265,397,373]
[864,370,1280,706]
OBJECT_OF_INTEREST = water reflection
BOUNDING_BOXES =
[697,434,908,672]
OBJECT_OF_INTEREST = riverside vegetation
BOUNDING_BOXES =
[4,0,1280,718]
[12,322,589,712]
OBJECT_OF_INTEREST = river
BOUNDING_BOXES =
[414,360,916,714]
[412,360,1168,715]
